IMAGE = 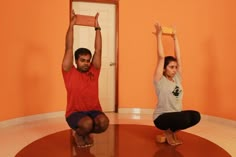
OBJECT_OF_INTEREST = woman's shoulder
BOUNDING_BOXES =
[174,71,182,82]
[154,75,166,86]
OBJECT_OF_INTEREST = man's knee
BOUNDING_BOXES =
[77,116,93,133]
[93,114,109,133]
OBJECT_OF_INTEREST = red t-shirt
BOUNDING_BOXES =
[62,65,102,117]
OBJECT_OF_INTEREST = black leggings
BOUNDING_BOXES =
[154,110,201,132]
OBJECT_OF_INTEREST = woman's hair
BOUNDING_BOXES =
[164,56,177,69]
[74,48,92,61]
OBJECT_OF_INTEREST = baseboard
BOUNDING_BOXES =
[0,111,64,128]
[1,108,236,128]
[118,108,154,114]
[200,114,236,127]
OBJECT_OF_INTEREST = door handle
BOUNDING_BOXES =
[109,62,116,66]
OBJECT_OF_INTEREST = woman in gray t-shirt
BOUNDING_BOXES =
[153,22,201,146]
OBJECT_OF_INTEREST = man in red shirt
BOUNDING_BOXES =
[62,10,109,148]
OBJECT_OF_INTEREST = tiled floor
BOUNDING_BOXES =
[0,112,236,157]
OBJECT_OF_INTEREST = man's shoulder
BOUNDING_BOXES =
[90,64,100,72]
[62,65,77,77]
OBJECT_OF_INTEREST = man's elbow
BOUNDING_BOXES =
[62,63,72,72]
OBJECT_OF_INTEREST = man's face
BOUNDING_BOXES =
[76,54,91,72]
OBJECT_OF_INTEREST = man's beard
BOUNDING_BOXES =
[78,65,90,72]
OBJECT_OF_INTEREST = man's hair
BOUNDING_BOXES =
[164,56,177,69]
[74,48,92,61]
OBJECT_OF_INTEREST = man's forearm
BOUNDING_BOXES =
[95,27,102,52]
[62,24,74,71]
[66,25,74,51]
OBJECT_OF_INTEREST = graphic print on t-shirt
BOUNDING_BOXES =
[172,86,182,97]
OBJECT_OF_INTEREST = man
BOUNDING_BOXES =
[62,10,109,148]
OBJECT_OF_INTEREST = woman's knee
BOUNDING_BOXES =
[191,111,201,125]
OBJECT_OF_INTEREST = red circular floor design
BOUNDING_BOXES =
[16,124,231,157]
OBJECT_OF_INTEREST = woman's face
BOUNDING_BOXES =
[164,61,178,79]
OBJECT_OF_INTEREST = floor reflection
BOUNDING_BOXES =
[153,144,183,157]
[72,147,95,157]
[16,124,231,157]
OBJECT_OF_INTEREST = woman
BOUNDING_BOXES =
[153,22,201,146]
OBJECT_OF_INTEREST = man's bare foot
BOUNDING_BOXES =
[73,132,86,147]
[84,134,94,147]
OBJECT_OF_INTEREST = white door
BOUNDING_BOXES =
[72,2,116,112]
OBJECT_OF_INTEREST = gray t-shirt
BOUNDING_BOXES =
[153,72,183,120]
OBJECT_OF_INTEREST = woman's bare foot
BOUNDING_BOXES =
[173,133,183,145]
[164,130,177,146]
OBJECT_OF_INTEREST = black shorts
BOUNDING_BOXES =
[66,110,104,130]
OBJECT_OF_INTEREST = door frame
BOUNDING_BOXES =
[70,0,119,112]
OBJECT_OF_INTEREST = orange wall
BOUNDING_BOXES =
[1,0,236,121]
[118,0,236,121]
[0,0,68,120]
